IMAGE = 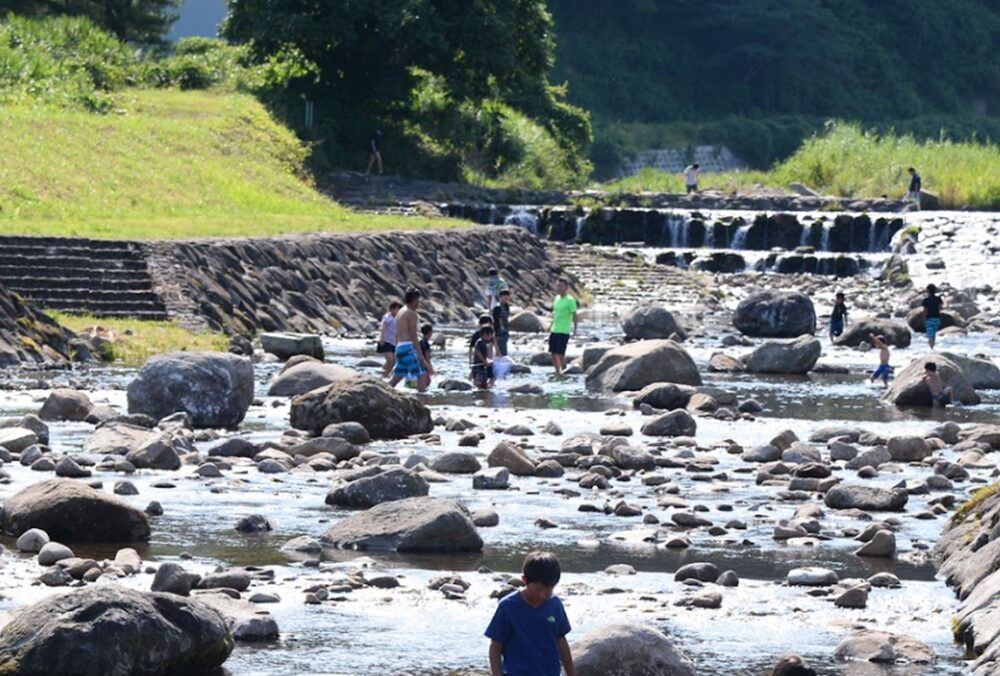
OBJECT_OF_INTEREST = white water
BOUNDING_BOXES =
[820,221,832,251]
[574,215,587,240]
[503,210,539,234]
[731,223,752,249]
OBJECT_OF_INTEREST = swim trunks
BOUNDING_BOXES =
[925,317,941,340]
[548,333,570,356]
[872,364,893,382]
[932,391,951,406]
[376,341,395,354]
[393,341,426,380]
[830,318,844,337]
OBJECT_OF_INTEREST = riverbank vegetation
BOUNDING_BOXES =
[606,124,1000,210]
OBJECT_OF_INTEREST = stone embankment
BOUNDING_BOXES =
[934,473,1000,675]
[0,282,77,367]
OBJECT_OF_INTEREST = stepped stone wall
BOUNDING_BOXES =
[619,145,747,177]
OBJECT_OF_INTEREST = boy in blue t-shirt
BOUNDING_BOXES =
[486,551,576,676]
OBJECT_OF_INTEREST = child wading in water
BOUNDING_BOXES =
[923,362,952,406]
[830,292,848,342]
[471,325,495,390]
[869,334,893,387]
[486,551,576,676]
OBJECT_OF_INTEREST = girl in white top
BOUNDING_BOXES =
[684,163,700,194]
[377,302,401,376]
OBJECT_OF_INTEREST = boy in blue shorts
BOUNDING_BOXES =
[922,284,943,350]
[486,551,576,676]
[869,334,893,387]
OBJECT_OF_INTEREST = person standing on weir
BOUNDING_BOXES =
[366,129,383,175]
[684,163,700,194]
[905,167,922,209]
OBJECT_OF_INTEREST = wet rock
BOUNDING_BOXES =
[197,592,279,641]
[38,388,93,422]
[473,467,510,490]
[868,572,901,588]
[235,515,273,534]
[707,352,744,373]
[326,468,430,508]
[487,442,536,476]
[321,422,372,445]
[534,460,565,478]
[835,319,911,348]
[321,497,483,553]
[743,336,821,374]
[829,441,859,461]
[267,360,360,397]
[787,567,838,586]
[611,446,656,471]
[288,436,359,461]
[734,290,816,338]
[834,586,869,608]
[717,570,739,587]
[674,562,719,583]
[640,410,697,438]
[855,530,896,558]
[261,333,323,361]
[54,456,91,478]
[152,563,200,596]
[834,629,935,664]
[39,566,73,586]
[738,399,763,413]
[198,571,251,592]
[1,479,150,543]
[882,354,980,407]
[845,446,891,471]
[125,437,182,471]
[809,426,862,443]
[16,527,49,553]
[208,438,258,459]
[509,311,546,333]
[439,379,474,392]
[571,624,696,676]
[471,509,500,527]
[30,456,54,472]
[280,536,322,553]
[886,436,931,462]
[146,501,163,516]
[825,484,908,511]
[0,427,37,454]
[114,481,139,496]
[290,377,433,439]
[430,452,482,474]
[127,352,254,428]
[542,421,563,436]
[742,445,781,463]
[83,422,158,456]
[38,542,74,566]
[114,548,142,575]
[940,352,1000,390]
[621,303,687,341]
[586,340,702,391]
[773,520,808,540]
[781,443,821,464]
[630,382,697,411]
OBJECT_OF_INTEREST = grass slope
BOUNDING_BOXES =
[0,89,456,239]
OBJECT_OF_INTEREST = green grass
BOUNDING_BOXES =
[951,482,1000,525]
[0,88,462,239]
[605,123,1000,209]
[52,312,228,366]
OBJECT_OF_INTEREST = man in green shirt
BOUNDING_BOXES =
[548,277,578,377]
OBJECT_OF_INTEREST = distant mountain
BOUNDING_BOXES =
[169,0,227,40]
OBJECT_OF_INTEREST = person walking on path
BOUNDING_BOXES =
[684,163,700,194]
[366,129,383,175]
[377,301,401,376]
[829,292,848,342]
[548,277,578,377]
[905,167,922,209]
[388,289,433,392]
[922,283,944,349]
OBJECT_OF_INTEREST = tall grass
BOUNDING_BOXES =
[605,123,1000,209]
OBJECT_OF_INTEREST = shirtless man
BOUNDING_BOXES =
[923,361,952,407]
[389,288,433,392]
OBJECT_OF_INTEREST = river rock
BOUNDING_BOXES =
[1,414,49,445]
[586,340,702,391]
[743,335,821,374]
[289,377,433,439]
[326,468,429,508]
[835,318,912,348]
[234,515,272,534]
[834,629,935,663]
[887,435,931,462]
[196,592,279,642]
[674,562,719,583]
[824,484,908,511]
[321,497,482,553]
[207,437,257,459]
[0,585,232,675]
[571,624,696,676]
[127,352,254,428]
[882,354,980,407]
[260,332,323,361]
[430,452,482,474]
[640,410,697,437]
[906,307,965,334]
[321,421,372,445]
[612,446,656,472]
[38,541,74,565]
[708,352,744,373]
[83,422,158,456]
[1,479,150,542]
[16,527,50,553]
[267,360,360,397]
[38,388,93,422]
[0,427,37,454]
[734,291,816,338]
[621,303,687,341]
[288,436,359,461]
[473,467,510,490]
[125,436,182,471]
[54,456,91,478]
[855,529,896,558]
[630,382,696,411]
[487,442,536,476]
[787,567,838,586]
[509,311,547,333]
[834,586,869,609]
[941,352,1000,390]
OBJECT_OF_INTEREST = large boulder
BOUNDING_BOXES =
[0,585,233,675]
[734,291,816,338]
[38,388,93,422]
[834,629,934,664]
[882,354,980,407]
[325,468,429,508]
[640,410,697,437]
[572,624,696,676]
[509,311,547,333]
[125,436,182,471]
[941,352,1000,390]
[629,382,697,410]
[127,352,254,428]
[835,318,912,348]
[83,422,158,456]
[621,303,687,341]
[290,377,433,439]
[0,427,37,454]
[906,307,965,333]
[321,497,482,553]
[743,335,821,374]
[260,332,324,361]
[824,483,908,512]
[266,360,361,397]
[586,340,702,392]
[1,479,150,543]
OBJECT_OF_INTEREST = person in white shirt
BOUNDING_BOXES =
[684,163,700,194]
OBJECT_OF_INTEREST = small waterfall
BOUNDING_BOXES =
[799,223,811,248]
[704,222,715,248]
[868,219,877,253]
[731,224,752,249]
[820,222,832,251]
[503,209,538,234]
[488,204,498,224]
[667,216,689,248]
[574,215,587,240]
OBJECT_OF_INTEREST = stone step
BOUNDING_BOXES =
[17,288,162,304]
[38,297,168,319]
[0,235,137,251]
[1,255,149,271]
[0,265,152,281]
[0,277,156,292]
[0,245,145,262]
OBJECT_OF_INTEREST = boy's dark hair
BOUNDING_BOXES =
[487,268,499,276]
[404,288,421,304]
[927,283,937,294]
[499,289,511,298]
[479,315,494,326]
[877,335,886,342]
[522,551,561,587]
[925,362,938,372]
[908,167,916,172]
[692,163,700,169]
[481,326,494,336]
[770,653,816,676]
[557,277,569,285]
[420,323,433,336]
[835,292,845,300]
[388,301,402,310]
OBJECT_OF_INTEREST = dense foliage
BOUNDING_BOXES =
[5,0,181,44]
[223,0,593,187]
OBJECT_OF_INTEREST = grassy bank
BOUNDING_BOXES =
[607,124,1000,210]
[52,313,227,366]
[0,89,460,239]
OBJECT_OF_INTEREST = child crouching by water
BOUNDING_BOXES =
[923,361,952,406]
[869,334,893,387]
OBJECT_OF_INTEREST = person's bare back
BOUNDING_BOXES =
[395,306,419,345]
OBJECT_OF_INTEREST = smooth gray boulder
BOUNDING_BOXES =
[125,437,182,471]
[38,388,93,422]
[882,354,980,407]
[824,484,908,511]
[83,422,158,456]
[941,352,1000,390]
[621,303,687,341]
[195,592,279,642]
[127,352,254,428]
[260,332,324,361]
[509,311,547,333]
[886,435,931,462]
[571,624,696,676]
[290,377,433,439]
[630,382,697,411]
[734,290,816,338]
[0,585,233,675]
[834,629,935,664]
[640,410,697,438]
[835,318,911,348]
[743,335,821,374]
[325,468,429,508]
[0,427,37,454]
[321,497,482,553]
[1,479,150,542]
[587,340,701,391]
[267,360,360,397]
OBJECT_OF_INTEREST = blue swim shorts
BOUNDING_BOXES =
[393,342,426,380]
[925,317,942,340]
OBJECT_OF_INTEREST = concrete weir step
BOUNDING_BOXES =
[0,235,169,320]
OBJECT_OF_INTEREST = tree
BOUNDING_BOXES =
[4,0,182,44]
